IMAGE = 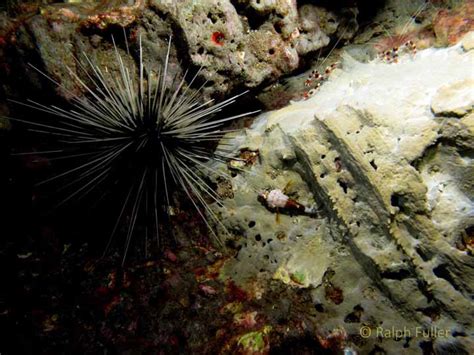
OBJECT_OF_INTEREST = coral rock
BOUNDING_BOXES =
[215,37,474,354]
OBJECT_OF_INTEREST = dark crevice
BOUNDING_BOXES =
[452,330,467,337]
[390,193,407,213]
[314,303,325,312]
[337,179,348,194]
[230,0,273,31]
[369,159,378,170]
[344,304,364,323]
[415,245,433,262]
[381,268,411,280]
[416,306,440,321]
[433,264,462,293]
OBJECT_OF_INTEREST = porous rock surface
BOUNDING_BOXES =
[0,0,353,101]
[214,33,474,354]
[257,0,474,110]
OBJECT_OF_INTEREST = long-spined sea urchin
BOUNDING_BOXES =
[10,34,258,263]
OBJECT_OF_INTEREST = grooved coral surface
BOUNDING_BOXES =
[215,33,474,354]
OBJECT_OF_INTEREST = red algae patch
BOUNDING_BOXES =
[211,31,225,46]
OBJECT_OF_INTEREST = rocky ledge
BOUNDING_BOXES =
[213,32,474,354]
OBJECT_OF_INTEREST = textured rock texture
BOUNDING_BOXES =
[0,0,355,102]
[213,33,474,354]
[258,0,474,110]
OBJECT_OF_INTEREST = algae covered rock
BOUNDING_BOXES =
[214,33,474,354]
[0,0,356,102]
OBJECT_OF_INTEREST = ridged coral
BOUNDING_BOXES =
[214,33,474,354]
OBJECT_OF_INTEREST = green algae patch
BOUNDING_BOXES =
[237,326,272,353]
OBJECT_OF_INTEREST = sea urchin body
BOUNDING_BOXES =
[11,35,256,263]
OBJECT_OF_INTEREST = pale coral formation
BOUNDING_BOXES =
[214,33,474,354]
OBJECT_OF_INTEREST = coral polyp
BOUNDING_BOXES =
[11,35,256,263]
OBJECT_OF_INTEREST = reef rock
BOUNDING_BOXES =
[0,0,353,101]
[214,33,474,354]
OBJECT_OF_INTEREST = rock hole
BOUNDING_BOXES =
[390,193,404,210]
[381,268,411,280]
[416,306,440,321]
[273,21,283,34]
[208,12,218,24]
[267,238,273,243]
[457,225,473,252]
[337,179,348,193]
[244,10,268,30]
[321,154,326,159]
[415,246,432,261]
[319,172,326,179]
[314,303,324,312]
[334,157,342,172]
[197,47,205,55]
[465,225,473,236]
[268,48,275,55]
[264,254,269,260]
[370,159,378,170]
[452,330,467,337]
[255,234,261,241]
[248,220,256,228]
[344,304,364,323]
[433,264,462,292]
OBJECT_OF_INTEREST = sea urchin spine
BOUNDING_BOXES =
[10,34,257,263]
